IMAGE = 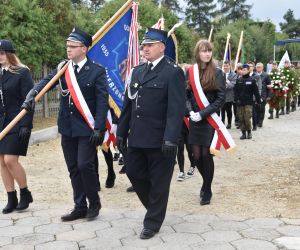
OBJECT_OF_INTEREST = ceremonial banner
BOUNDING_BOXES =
[88,1,139,148]
[88,2,133,113]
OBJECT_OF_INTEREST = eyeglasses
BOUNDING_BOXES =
[0,51,6,55]
[66,45,84,49]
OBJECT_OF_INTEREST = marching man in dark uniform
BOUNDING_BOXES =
[116,28,186,239]
[22,28,108,221]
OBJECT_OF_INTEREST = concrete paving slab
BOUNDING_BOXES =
[241,228,281,241]
[275,236,300,250]
[201,230,242,242]
[244,218,283,229]
[232,238,277,250]
[0,236,12,247]
[276,225,300,237]
[56,230,96,241]
[34,223,73,234]
[190,241,235,250]
[13,233,54,245]
[36,240,78,250]
[173,222,212,234]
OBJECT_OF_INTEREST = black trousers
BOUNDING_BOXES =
[61,135,100,210]
[252,103,260,128]
[221,102,233,125]
[258,100,266,124]
[233,102,239,124]
[126,147,175,232]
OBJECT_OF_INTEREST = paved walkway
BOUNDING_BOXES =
[0,204,299,249]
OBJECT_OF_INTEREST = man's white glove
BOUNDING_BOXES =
[110,124,117,135]
[189,111,202,122]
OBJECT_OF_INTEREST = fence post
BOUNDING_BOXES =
[42,64,49,118]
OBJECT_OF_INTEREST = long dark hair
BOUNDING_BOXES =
[194,40,217,91]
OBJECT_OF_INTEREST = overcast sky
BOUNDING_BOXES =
[180,0,300,31]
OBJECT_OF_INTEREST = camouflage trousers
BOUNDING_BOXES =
[237,105,253,131]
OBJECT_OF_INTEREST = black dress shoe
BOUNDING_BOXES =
[61,209,87,222]
[126,186,135,192]
[105,172,116,188]
[226,124,231,129]
[200,192,212,206]
[140,228,156,239]
[118,156,124,165]
[86,203,101,219]
[119,166,126,174]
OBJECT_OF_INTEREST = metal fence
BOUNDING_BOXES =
[32,65,60,118]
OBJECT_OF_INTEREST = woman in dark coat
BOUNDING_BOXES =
[0,40,33,213]
[186,40,225,205]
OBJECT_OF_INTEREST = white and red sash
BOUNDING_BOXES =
[64,63,95,129]
[65,63,116,150]
[189,64,237,156]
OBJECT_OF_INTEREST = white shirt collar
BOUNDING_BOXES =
[72,57,87,72]
[148,55,164,69]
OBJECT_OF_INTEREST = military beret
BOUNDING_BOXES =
[66,27,92,47]
[0,39,16,53]
[242,64,250,69]
[141,27,168,45]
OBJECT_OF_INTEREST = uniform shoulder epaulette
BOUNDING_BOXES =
[165,57,179,68]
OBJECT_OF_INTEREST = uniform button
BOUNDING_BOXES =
[139,86,143,89]
[70,112,73,114]
[136,115,140,118]
[138,95,141,98]
[154,84,157,86]
[71,102,74,105]
[137,105,140,108]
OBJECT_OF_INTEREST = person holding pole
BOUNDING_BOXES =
[0,40,34,214]
[22,28,108,221]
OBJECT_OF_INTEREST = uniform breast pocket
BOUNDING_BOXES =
[146,82,164,89]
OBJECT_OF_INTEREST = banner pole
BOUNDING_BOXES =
[234,30,244,71]
[208,26,214,43]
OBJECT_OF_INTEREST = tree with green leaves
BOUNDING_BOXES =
[185,0,216,37]
[280,9,300,38]
[218,0,252,23]
[213,20,275,64]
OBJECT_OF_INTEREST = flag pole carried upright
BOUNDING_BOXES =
[223,33,231,63]
[208,26,214,43]
[234,30,244,70]
[0,0,133,141]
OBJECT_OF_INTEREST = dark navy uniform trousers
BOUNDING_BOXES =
[61,135,99,210]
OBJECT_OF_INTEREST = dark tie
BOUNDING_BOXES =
[144,63,153,78]
[74,65,79,76]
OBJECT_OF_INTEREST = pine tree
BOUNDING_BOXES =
[218,0,252,23]
[185,0,216,36]
[161,0,181,13]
